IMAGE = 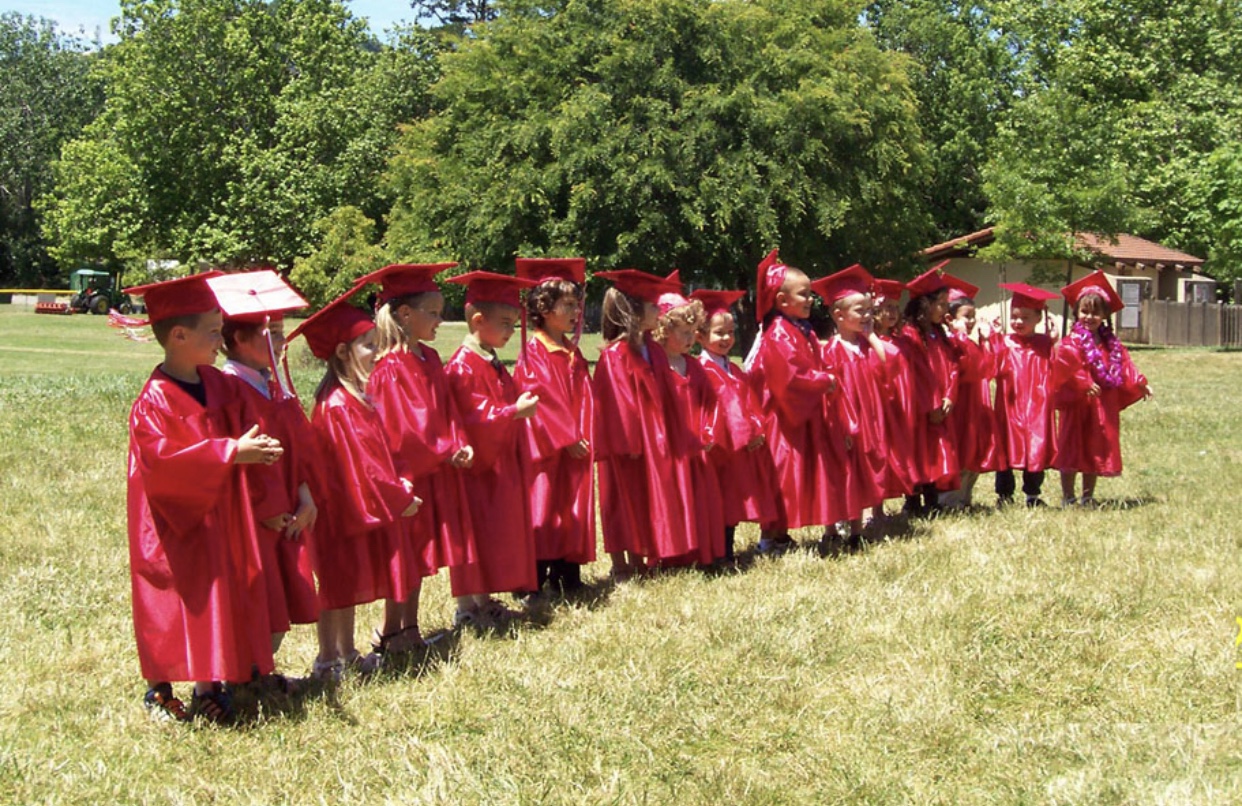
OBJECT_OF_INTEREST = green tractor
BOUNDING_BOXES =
[69,269,133,315]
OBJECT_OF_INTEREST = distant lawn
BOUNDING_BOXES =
[1,305,1240,803]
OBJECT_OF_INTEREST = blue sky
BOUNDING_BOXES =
[3,1,418,42]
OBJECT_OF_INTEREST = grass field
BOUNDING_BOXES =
[1,305,1240,804]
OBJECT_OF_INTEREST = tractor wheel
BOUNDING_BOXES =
[91,295,109,315]
[119,301,133,315]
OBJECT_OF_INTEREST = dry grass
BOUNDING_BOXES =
[0,307,1239,804]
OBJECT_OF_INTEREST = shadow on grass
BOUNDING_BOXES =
[1091,494,1162,511]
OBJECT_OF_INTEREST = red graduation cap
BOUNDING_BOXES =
[755,248,789,323]
[446,270,536,308]
[125,271,224,324]
[354,263,458,306]
[872,278,905,303]
[516,257,586,285]
[689,289,745,317]
[810,264,875,303]
[287,292,374,361]
[207,270,307,323]
[999,282,1060,311]
[1061,270,1124,314]
[594,269,680,304]
[906,261,979,299]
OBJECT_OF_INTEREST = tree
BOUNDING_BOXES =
[385,0,933,294]
[0,14,101,285]
[289,206,387,308]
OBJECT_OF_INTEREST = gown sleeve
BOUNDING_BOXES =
[315,396,415,538]
[593,344,645,460]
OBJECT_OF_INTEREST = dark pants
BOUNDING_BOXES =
[537,559,583,592]
[995,469,1045,498]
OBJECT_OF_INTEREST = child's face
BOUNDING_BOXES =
[233,319,284,371]
[344,327,378,373]
[833,293,873,338]
[542,294,580,338]
[659,321,697,357]
[875,298,900,332]
[1010,306,1039,336]
[1076,299,1104,332]
[698,312,735,357]
[776,272,814,320]
[925,291,949,325]
[177,310,224,367]
[951,303,976,334]
[474,304,521,350]
[639,301,660,333]
[400,292,445,343]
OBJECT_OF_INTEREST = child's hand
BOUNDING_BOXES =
[236,424,283,465]
[703,441,715,453]
[1142,384,1154,400]
[401,496,423,518]
[1086,383,1101,398]
[844,435,853,451]
[515,391,539,419]
[286,494,318,538]
[567,439,590,459]
[262,513,293,532]
[451,445,474,469]
[746,435,766,451]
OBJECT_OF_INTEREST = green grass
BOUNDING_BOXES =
[1,305,1240,803]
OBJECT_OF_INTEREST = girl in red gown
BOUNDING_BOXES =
[290,295,422,681]
[359,263,478,651]
[593,270,689,577]
[514,258,596,592]
[1052,271,1152,506]
[940,291,1001,509]
[871,279,917,505]
[690,290,783,561]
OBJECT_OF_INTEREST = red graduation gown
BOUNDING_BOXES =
[311,385,420,609]
[991,333,1057,473]
[874,335,916,497]
[895,323,961,489]
[369,348,477,576]
[513,333,596,565]
[697,353,783,529]
[593,337,696,560]
[127,365,274,683]
[947,331,1002,474]
[224,366,321,629]
[1051,334,1147,476]
[445,347,538,596]
[659,352,725,564]
[822,336,887,518]
[748,316,848,529]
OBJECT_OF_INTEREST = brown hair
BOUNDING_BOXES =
[221,319,264,356]
[375,291,439,358]
[601,287,646,347]
[314,334,372,404]
[152,313,204,347]
[525,279,580,331]
[654,299,705,343]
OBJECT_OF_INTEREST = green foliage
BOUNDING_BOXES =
[0,14,102,286]
[386,0,933,288]
[41,0,441,270]
[289,206,387,309]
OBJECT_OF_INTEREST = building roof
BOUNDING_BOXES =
[920,226,1205,269]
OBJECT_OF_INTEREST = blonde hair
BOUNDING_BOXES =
[314,334,372,404]
[654,299,705,343]
[374,292,440,358]
[601,287,645,347]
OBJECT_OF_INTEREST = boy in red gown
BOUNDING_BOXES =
[126,272,284,723]
[812,265,887,552]
[514,257,595,593]
[991,282,1061,507]
[871,278,917,504]
[211,270,321,687]
[745,249,847,552]
[940,289,1001,509]
[691,289,783,561]
[445,271,541,627]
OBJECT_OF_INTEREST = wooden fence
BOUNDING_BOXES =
[1122,299,1242,347]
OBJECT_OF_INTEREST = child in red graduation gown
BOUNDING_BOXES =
[444,271,541,627]
[360,263,477,652]
[940,290,1002,509]
[991,282,1061,507]
[745,249,848,552]
[691,289,782,560]
[653,288,726,566]
[871,278,917,503]
[895,263,972,514]
[812,266,888,551]
[1052,271,1152,506]
[211,270,321,686]
[126,272,284,723]
[513,257,595,592]
[290,295,422,682]
[593,269,691,577]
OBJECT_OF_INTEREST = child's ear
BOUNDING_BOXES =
[334,341,350,362]
[469,309,486,329]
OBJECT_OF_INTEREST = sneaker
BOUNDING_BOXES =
[310,657,345,684]
[1061,496,1078,508]
[189,683,234,725]
[996,495,1015,509]
[757,537,795,555]
[144,683,190,722]
[1025,496,1047,508]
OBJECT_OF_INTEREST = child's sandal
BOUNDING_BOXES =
[371,625,423,655]
[143,683,190,722]
[190,683,234,725]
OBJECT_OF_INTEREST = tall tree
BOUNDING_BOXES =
[385,0,933,292]
[0,14,101,285]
